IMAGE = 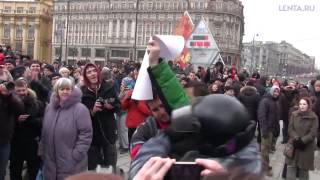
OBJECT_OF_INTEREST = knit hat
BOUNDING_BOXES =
[44,64,55,73]
[269,85,280,95]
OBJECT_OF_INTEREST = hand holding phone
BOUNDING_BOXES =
[164,162,204,180]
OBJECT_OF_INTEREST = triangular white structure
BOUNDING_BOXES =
[186,17,223,66]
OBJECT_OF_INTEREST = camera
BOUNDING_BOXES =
[164,162,204,180]
[0,81,15,91]
[96,97,105,106]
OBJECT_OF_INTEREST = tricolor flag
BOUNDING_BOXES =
[173,11,194,68]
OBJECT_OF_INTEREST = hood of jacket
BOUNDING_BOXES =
[240,86,258,97]
[50,87,82,109]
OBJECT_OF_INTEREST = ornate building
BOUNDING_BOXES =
[52,0,244,66]
[242,41,315,76]
[0,0,53,61]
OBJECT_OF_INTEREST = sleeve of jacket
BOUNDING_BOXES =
[71,104,93,162]
[129,133,171,180]
[257,98,268,137]
[301,114,319,144]
[147,60,189,113]
[137,101,151,115]
[8,94,24,115]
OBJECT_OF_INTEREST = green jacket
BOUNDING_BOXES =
[148,60,189,113]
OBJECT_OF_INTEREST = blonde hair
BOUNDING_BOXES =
[53,78,74,95]
[59,67,70,75]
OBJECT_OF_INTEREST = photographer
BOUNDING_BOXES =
[0,80,24,180]
[81,63,121,171]
[128,39,262,180]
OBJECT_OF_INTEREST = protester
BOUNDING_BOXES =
[39,78,92,180]
[129,38,261,179]
[258,85,281,176]
[81,63,120,170]
[286,97,318,180]
[10,78,44,180]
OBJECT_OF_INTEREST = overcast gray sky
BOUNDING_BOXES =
[241,0,320,68]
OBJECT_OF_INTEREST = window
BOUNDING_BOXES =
[95,49,105,58]
[15,42,22,52]
[4,24,10,38]
[68,48,78,56]
[27,43,34,58]
[16,25,23,39]
[55,47,61,56]
[28,26,35,39]
[111,50,129,58]
[4,6,11,13]
[81,48,91,57]
[16,7,24,13]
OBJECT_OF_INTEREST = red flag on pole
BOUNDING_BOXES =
[173,11,194,68]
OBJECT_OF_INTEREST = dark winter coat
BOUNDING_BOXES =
[0,93,24,144]
[280,88,299,122]
[238,86,260,121]
[11,89,45,143]
[258,94,281,137]
[82,81,120,146]
[39,87,92,180]
[286,110,318,170]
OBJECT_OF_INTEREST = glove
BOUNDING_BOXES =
[293,138,306,150]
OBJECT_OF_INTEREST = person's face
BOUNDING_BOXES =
[51,76,60,86]
[15,85,28,98]
[58,86,72,102]
[315,84,320,92]
[30,63,41,72]
[5,63,14,71]
[189,73,196,80]
[85,67,98,84]
[15,59,21,66]
[273,89,280,98]
[74,72,81,79]
[180,80,188,87]
[147,98,170,123]
[53,63,59,69]
[225,90,234,97]
[289,82,296,90]
[60,70,69,78]
[299,99,309,112]
[43,68,53,77]
[212,84,218,92]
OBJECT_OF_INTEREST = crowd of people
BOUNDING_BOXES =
[0,40,319,180]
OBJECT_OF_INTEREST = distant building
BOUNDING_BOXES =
[52,0,244,66]
[242,41,315,76]
[0,0,53,61]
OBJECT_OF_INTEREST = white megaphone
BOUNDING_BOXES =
[152,35,185,61]
[132,35,185,100]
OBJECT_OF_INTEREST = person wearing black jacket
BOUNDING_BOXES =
[81,63,120,171]
[0,81,24,180]
[9,78,44,180]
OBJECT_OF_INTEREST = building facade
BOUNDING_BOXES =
[52,0,244,66]
[0,0,53,61]
[242,41,315,76]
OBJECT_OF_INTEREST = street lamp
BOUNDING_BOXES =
[250,34,259,73]
[133,0,140,62]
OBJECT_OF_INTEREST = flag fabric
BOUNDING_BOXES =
[173,11,194,68]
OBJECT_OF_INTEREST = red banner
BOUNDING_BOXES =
[173,12,194,68]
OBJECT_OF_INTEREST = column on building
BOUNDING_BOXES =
[131,19,135,39]
[10,18,16,49]
[123,19,128,39]
[0,19,4,45]
[108,20,113,38]
[22,21,28,55]
[33,24,40,60]
[116,19,120,38]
